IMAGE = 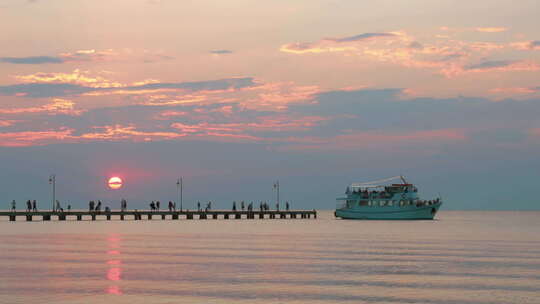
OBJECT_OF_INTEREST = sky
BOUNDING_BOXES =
[1,0,539,210]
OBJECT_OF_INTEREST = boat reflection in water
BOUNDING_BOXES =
[335,176,442,220]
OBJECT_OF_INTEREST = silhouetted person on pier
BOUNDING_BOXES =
[232,201,236,211]
[26,200,32,212]
[56,200,61,212]
[197,201,201,211]
[286,201,289,211]
[32,200,37,212]
[11,200,16,211]
[276,203,279,211]
[150,201,156,211]
[168,201,173,211]
[156,201,160,210]
[173,202,176,211]
[95,201,102,212]
[67,205,71,211]
[241,201,245,211]
[89,201,95,211]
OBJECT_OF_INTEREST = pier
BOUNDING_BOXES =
[0,210,317,222]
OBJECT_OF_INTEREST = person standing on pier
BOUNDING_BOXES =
[156,201,160,211]
[276,202,279,211]
[241,201,245,211]
[32,200,37,212]
[232,201,236,211]
[26,200,31,212]
[11,200,16,211]
[89,201,95,211]
[56,200,62,212]
[197,201,201,211]
[286,201,290,211]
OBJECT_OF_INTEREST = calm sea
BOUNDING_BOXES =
[0,211,538,304]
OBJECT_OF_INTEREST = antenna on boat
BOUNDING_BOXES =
[400,175,408,184]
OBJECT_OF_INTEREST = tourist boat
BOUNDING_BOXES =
[335,176,442,220]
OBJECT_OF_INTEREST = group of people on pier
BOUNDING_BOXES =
[196,201,212,212]
[232,201,291,212]
[148,200,178,211]
[88,200,104,212]
[25,200,38,212]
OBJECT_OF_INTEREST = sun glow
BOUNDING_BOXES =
[108,176,123,190]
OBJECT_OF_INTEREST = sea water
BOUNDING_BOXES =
[0,211,538,304]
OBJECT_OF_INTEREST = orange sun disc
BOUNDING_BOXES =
[108,177,123,190]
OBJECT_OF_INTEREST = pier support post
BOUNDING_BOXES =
[9,215,16,221]
[120,214,124,221]
[172,214,178,220]
[200,213,207,219]
[107,214,111,221]
[212,214,218,219]
[77,215,82,221]
[91,214,96,221]
[314,211,317,219]
[259,213,264,219]
[235,213,241,219]
[148,214,152,220]
[187,213,193,220]
[224,214,229,219]
[26,215,32,222]
[291,213,296,219]
[43,215,50,221]
[161,214,166,220]
[59,214,66,221]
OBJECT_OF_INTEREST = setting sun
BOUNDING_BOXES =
[108,177,123,190]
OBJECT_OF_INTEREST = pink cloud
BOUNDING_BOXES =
[79,125,186,142]
[0,128,74,147]
[280,32,402,54]
[0,99,83,116]
[511,41,540,50]
[489,87,537,95]
[14,69,123,88]
[0,120,17,127]
[476,27,508,33]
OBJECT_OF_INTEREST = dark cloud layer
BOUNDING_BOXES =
[464,60,515,70]
[327,32,396,43]
[210,50,233,54]
[0,56,64,64]
[0,77,256,98]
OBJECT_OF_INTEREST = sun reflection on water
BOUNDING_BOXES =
[106,234,123,295]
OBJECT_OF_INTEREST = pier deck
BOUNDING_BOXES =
[0,210,317,221]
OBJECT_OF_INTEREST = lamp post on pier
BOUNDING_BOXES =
[176,178,183,211]
[49,174,56,212]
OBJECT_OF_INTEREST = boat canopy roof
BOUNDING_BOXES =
[350,176,410,189]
